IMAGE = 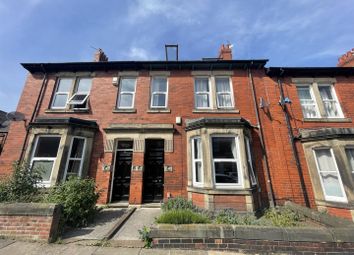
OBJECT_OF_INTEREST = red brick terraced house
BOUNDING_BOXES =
[1,45,354,221]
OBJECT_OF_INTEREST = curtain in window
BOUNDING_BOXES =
[216,78,232,107]
[195,78,210,108]
[315,149,345,198]
[319,86,339,117]
[297,86,318,118]
[345,148,354,173]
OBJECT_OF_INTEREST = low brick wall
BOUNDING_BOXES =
[0,203,62,242]
[151,224,354,254]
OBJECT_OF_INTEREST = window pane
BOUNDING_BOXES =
[215,78,230,92]
[323,101,339,117]
[118,141,133,150]
[195,94,209,108]
[297,86,312,100]
[118,94,133,108]
[34,137,60,157]
[52,94,68,108]
[217,94,232,107]
[214,162,238,183]
[315,149,336,172]
[319,86,333,100]
[152,77,167,92]
[70,138,85,158]
[346,148,354,172]
[70,94,87,101]
[193,138,201,159]
[121,78,136,92]
[67,160,81,177]
[57,79,72,92]
[195,162,202,183]
[76,78,92,92]
[212,137,236,159]
[195,78,209,92]
[152,94,166,107]
[32,161,53,182]
[320,172,344,198]
[301,105,318,118]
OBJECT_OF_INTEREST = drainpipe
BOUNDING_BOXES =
[19,65,48,162]
[277,73,310,207]
[248,67,275,208]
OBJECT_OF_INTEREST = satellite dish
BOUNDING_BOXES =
[6,111,26,121]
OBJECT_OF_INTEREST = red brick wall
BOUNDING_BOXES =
[326,207,353,221]
[213,195,246,211]
[191,193,205,208]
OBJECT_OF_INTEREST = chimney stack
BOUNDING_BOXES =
[218,44,233,60]
[337,48,354,67]
[94,48,108,62]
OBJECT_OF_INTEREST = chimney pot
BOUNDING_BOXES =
[94,48,109,62]
[337,48,354,67]
[218,43,233,60]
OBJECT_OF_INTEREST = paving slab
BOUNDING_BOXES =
[113,208,161,241]
[0,239,15,249]
[0,241,44,255]
[62,208,126,241]
[93,246,141,255]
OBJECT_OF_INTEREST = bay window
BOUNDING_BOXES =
[191,137,203,186]
[64,137,86,180]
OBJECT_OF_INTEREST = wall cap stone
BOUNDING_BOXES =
[0,203,62,217]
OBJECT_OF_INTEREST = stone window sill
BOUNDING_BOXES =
[112,108,137,113]
[315,199,354,210]
[45,109,90,113]
[193,109,240,114]
[187,186,255,195]
[303,118,352,123]
[147,109,171,113]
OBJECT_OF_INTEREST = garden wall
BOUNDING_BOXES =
[0,203,62,242]
[151,224,354,254]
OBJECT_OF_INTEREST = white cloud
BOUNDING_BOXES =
[126,47,153,60]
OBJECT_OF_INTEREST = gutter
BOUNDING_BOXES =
[277,73,310,207]
[248,68,275,208]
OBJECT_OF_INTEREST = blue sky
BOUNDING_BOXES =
[0,0,353,112]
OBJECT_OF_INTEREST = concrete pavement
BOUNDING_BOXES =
[0,239,245,255]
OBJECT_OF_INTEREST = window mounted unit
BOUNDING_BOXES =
[296,85,319,118]
[194,78,211,109]
[63,137,86,180]
[212,136,241,186]
[191,137,203,186]
[245,137,257,186]
[117,78,137,109]
[30,135,61,186]
[215,77,233,108]
[313,148,347,202]
[150,77,168,108]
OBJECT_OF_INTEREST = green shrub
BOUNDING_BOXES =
[215,209,258,225]
[138,226,152,248]
[156,209,211,224]
[162,197,195,212]
[0,162,43,203]
[46,177,99,228]
[264,206,302,227]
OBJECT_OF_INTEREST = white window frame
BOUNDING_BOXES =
[215,76,234,109]
[318,84,344,118]
[150,76,168,108]
[30,135,61,187]
[67,92,90,105]
[211,135,243,188]
[51,78,74,109]
[191,137,203,186]
[63,136,87,180]
[117,77,137,109]
[245,136,257,186]
[297,84,320,118]
[194,77,211,109]
[313,147,347,203]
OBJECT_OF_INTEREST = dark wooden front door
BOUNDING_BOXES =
[143,139,164,202]
[111,141,133,202]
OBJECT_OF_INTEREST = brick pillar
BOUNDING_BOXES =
[129,152,144,204]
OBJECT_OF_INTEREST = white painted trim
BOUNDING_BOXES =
[317,84,344,118]
[194,76,212,109]
[191,137,203,187]
[63,136,87,181]
[215,76,234,109]
[150,76,168,108]
[117,77,137,109]
[245,136,257,186]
